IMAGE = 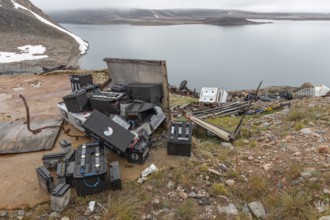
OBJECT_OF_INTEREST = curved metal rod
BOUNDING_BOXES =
[19,94,62,135]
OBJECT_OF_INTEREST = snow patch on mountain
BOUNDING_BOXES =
[0,45,48,63]
[10,0,88,55]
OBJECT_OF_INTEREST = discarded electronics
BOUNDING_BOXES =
[295,84,330,99]
[57,102,91,132]
[42,152,66,169]
[51,183,71,212]
[150,106,166,130]
[127,100,156,123]
[126,83,163,105]
[57,161,75,187]
[88,91,126,115]
[199,87,228,103]
[167,121,193,157]
[63,89,90,113]
[73,142,109,196]
[127,133,150,165]
[109,161,121,191]
[83,110,135,155]
[70,74,93,91]
[36,166,54,193]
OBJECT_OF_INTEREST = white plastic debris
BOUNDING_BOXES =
[88,201,96,212]
[141,164,158,179]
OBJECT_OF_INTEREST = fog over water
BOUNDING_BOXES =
[62,21,330,91]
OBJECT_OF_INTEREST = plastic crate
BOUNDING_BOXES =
[167,121,192,157]
[83,110,135,154]
[73,142,110,196]
[109,161,122,191]
[63,90,89,113]
[51,184,71,212]
[36,166,54,193]
[126,83,163,105]
[70,74,93,91]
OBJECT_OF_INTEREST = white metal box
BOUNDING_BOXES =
[199,87,228,103]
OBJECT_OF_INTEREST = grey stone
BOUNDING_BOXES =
[300,171,312,179]
[197,198,211,206]
[262,122,271,127]
[221,142,232,148]
[152,198,161,209]
[301,128,313,135]
[50,212,61,219]
[84,208,92,216]
[17,209,25,216]
[94,216,101,220]
[225,179,235,186]
[218,203,239,215]
[61,217,70,220]
[248,201,266,219]
[0,211,7,217]
[323,188,330,195]
[167,181,175,189]
[309,177,318,183]
[179,191,188,200]
[218,163,228,172]
[319,216,330,220]
[243,139,250,144]
[189,192,197,198]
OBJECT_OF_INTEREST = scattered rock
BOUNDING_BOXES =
[300,171,312,179]
[84,208,92,216]
[17,209,25,216]
[152,198,161,208]
[263,163,272,171]
[179,191,188,200]
[218,163,228,172]
[49,212,61,219]
[225,179,235,186]
[262,122,271,127]
[243,139,250,144]
[248,201,266,219]
[61,217,70,220]
[197,197,211,206]
[167,181,175,189]
[0,211,7,217]
[319,216,330,220]
[218,203,239,215]
[248,156,254,160]
[189,192,197,198]
[221,142,232,148]
[323,188,330,195]
[301,128,313,135]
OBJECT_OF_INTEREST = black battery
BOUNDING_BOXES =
[126,83,163,105]
[36,166,54,193]
[126,137,150,165]
[63,90,89,113]
[62,147,76,162]
[88,91,125,115]
[167,121,192,157]
[70,74,93,91]
[127,100,155,123]
[83,110,135,154]
[42,152,65,170]
[73,142,109,196]
[57,161,75,187]
[110,84,127,93]
[109,161,121,191]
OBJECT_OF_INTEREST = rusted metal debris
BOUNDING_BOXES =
[19,94,62,135]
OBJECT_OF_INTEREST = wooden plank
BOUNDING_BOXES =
[189,116,232,142]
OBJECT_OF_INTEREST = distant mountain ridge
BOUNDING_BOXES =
[48,8,330,25]
[0,0,87,73]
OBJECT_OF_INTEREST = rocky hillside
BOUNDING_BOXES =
[0,0,87,74]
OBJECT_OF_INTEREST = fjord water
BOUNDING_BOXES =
[62,21,330,91]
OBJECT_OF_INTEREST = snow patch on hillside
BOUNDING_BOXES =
[11,0,88,55]
[0,45,48,63]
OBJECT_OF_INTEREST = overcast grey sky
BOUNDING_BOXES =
[30,0,330,13]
